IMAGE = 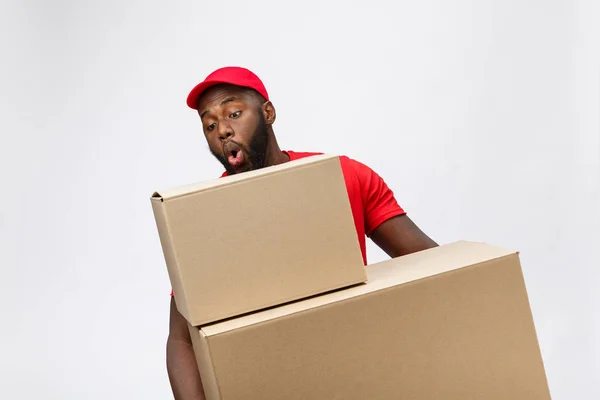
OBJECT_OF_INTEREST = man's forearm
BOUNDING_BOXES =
[167,337,205,400]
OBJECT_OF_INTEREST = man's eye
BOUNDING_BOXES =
[230,111,241,119]
[206,123,216,131]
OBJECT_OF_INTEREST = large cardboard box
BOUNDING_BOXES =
[189,241,551,400]
[151,154,366,326]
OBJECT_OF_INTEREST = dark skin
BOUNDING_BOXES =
[199,84,288,174]
[166,84,438,400]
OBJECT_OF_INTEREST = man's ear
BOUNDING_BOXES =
[262,101,276,125]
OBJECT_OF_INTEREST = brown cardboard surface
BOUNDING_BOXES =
[191,241,551,400]
[151,154,366,326]
[187,324,220,400]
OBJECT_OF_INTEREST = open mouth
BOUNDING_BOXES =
[224,142,245,167]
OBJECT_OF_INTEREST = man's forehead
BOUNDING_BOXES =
[197,84,251,113]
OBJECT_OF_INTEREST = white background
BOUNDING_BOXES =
[1,0,598,398]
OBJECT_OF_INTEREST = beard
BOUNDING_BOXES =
[210,113,269,175]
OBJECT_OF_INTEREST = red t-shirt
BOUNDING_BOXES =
[222,150,406,265]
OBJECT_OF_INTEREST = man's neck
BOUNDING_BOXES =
[263,133,289,167]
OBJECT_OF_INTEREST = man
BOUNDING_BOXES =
[167,66,438,399]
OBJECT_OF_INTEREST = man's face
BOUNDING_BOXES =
[197,85,269,175]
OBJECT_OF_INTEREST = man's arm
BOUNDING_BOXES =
[340,156,436,257]
[167,297,206,400]
[369,214,438,258]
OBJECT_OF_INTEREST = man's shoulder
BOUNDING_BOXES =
[288,151,379,195]
[286,150,367,171]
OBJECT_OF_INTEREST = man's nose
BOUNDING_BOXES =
[218,122,234,140]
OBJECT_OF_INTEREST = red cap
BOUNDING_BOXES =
[186,66,270,110]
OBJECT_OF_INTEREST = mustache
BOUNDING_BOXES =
[222,139,247,154]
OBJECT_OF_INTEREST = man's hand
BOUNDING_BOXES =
[167,297,206,400]
[369,214,438,258]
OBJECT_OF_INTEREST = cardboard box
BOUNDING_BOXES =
[189,241,551,400]
[151,154,366,326]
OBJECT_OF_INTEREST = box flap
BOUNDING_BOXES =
[151,153,338,201]
[200,241,517,336]
[151,192,164,202]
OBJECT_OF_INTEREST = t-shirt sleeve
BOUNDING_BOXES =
[349,158,406,235]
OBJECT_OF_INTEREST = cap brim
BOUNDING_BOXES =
[186,79,226,110]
